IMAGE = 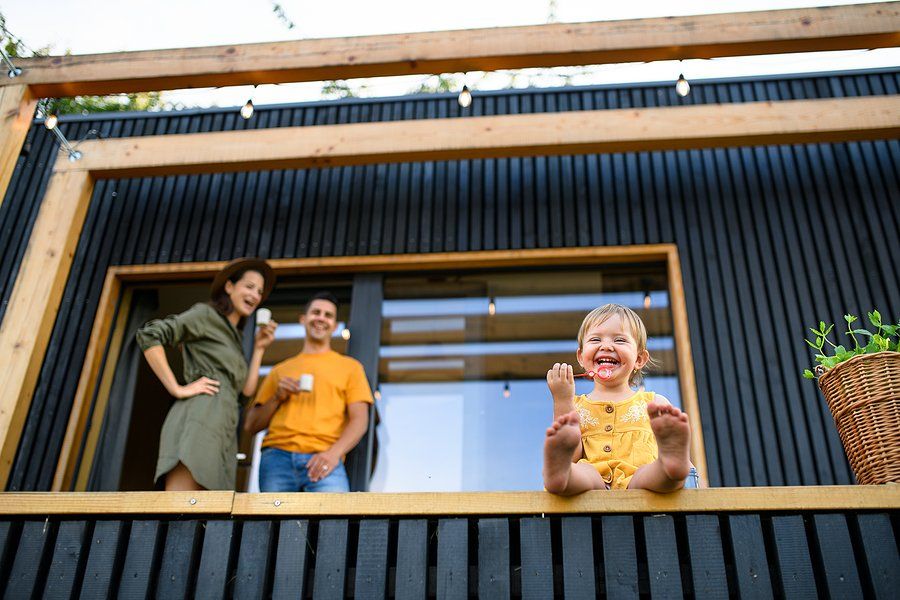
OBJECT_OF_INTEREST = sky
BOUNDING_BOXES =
[2,0,898,110]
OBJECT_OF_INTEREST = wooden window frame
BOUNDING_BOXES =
[55,244,708,491]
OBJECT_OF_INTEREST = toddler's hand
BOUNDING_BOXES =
[546,363,575,400]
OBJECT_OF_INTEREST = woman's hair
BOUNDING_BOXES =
[210,267,263,329]
[577,303,658,388]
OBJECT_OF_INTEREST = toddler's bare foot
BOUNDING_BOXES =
[647,400,691,482]
[543,411,581,494]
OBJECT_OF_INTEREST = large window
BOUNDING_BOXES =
[370,265,678,492]
[60,247,700,492]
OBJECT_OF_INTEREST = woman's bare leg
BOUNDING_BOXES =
[164,461,204,491]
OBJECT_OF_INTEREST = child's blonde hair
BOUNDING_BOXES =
[577,303,655,388]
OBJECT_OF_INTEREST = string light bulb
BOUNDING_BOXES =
[374,386,382,401]
[644,291,652,310]
[0,46,22,78]
[240,99,254,119]
[341,327,351,340]
[675,73,691,97]
[502,381,511,399]
[488,296,496,316]
[458,85,472,108]
[44,112,58,131]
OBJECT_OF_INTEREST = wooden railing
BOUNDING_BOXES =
[0,487,897,598]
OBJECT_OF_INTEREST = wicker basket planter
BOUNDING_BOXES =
[817,352,900,484]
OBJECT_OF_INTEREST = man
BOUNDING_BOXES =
[245,291,373,492]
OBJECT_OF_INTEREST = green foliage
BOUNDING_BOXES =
[44,93,164,116]
[802,310,900,378]
[412,74,462,94]
[320,80,365,99]
[270,2,296,30]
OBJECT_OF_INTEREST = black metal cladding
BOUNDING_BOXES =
[1,69,899,491]
[0,510,897,597]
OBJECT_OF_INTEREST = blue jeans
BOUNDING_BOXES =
[259,447,350,492]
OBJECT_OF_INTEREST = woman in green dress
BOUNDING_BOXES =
[136,257,277,491]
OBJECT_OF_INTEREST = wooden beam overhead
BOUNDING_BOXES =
[56,97,900,179]
[5,3,899,97]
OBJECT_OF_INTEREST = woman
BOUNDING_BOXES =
[136,257,277,491]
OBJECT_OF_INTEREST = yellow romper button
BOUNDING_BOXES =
[605,405,614,414]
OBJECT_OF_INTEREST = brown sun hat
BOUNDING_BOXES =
[210,257,276,302]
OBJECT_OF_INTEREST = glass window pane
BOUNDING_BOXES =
[371,265,678,492]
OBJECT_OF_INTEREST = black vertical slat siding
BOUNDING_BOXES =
[194,520,237,600]
[234,520,274,600]
[602,515,639,599]
[477,518,510,599]
[354,519,388,600]
[810,513,863,598]
[769,515,818,598]
[394,519,428,599]
[0,512,892,597]
[79,521,127,598]
[435,518,468,600]
[271,519,310,599]
[727,514,774,599]
[118,520,164,599]
[685,514,728,599]
[312,519,349,600]
[43,520,91,599]
[518,518,552,599]
[156,520,202,599]
[642,515,683,599]
[855,513,900,599]
[560,516,595,598]
[0,522,18,591]
[2,70,899,490]
[5,520,55,599]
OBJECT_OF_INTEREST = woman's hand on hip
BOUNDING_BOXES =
[175,376,220,398]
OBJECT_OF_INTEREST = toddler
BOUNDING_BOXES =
[542,303,692,494]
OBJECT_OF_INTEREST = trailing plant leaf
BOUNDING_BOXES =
[803,310,899,378]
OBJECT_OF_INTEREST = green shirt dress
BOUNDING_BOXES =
[135,302,248,490]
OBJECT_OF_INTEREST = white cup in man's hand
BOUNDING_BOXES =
[256,307,272,326]
[300,374,314,392]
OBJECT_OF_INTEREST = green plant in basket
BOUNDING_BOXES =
[803,310,900,379]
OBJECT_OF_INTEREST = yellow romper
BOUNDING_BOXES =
[574,390,658,489]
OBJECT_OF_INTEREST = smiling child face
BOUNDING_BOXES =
[576,313,649,386]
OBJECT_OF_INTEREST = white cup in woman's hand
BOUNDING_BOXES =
[256,307,271,326]
[300,374,314,392]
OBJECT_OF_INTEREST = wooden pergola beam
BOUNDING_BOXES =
[4,3,899,97]
[0,85,37,206]
[57,96,900,179]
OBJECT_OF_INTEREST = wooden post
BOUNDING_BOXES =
[0,84,36,209]
[0,167,94,489]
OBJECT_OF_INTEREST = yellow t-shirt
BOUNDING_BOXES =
[254,350,373,454]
